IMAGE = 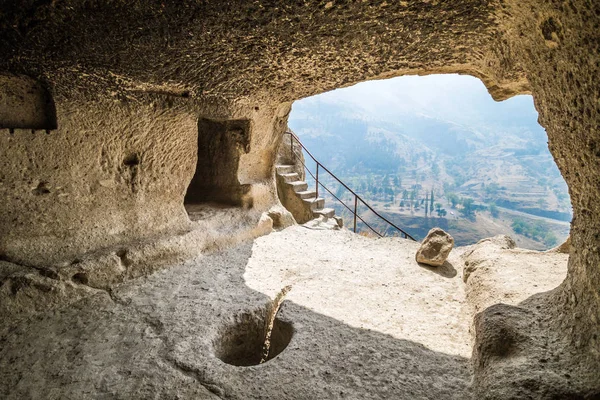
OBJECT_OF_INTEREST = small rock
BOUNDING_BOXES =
[415,228,454,267]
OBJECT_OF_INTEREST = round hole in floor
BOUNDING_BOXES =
[213,311,293,367]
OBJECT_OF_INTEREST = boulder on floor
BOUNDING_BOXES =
[415,228,454,267]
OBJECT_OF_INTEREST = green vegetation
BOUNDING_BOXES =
[511,218,558,247]
[460,197,475,218]
[446,193,460,208]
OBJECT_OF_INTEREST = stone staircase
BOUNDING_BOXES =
[275,164,343,229]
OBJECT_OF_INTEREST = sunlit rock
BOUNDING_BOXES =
[416,228,454,267]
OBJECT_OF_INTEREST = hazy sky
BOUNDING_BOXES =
[291,74,541,129]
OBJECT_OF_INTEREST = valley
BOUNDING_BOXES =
[288,75,572,249]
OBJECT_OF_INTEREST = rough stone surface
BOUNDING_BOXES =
[0,227,578,399]
[0,100,289,267]
[276,129,305,181]
[550,235,571,254]
[0,0,599,397]
[475,234,517,250]
[0,206,274,324]
[416,228,455,267]
[461,236,568,316]
[266,205,296,230]
[462,236,599,399]
[0,234,471,400]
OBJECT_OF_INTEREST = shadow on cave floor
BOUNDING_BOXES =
[0,239,471,400]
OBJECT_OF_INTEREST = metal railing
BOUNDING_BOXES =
[286,131,416,241]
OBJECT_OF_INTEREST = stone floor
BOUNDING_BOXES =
[0,226,568,399]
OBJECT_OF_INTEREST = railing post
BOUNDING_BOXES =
[315,163,319,198]
[283,132,415,241]
[354,195,358,233]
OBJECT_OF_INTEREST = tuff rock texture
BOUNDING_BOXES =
[416,227,455,267]
[276,129,305,181]
[0,231,475,400]
[461,237,592,399]
[274,131,314,224]
[552,234,572,254]
[0,0,599,398]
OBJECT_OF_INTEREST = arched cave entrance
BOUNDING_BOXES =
[0,1,598,397]
[184,118,252,212]
[286,74,572,250]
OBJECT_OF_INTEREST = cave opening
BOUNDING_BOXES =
[286,74,572,250]
[184,118,252,218]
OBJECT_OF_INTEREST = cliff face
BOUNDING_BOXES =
[0,0,598,397]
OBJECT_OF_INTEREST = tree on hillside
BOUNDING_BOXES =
[430,189,434,212]
[385,187,394,202]
[484,183,500,200]
[437,208,447,218]
[461,197,475,219]
[447,192,459,208]
[410,189,417,201]
[511,218,558,247]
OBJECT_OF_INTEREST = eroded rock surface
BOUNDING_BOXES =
[0,0,599,397]
[416,228,454,267]
[0,236,472,400]
[551,235,571,254]
[1,227,582,399]
[460,236,599,399]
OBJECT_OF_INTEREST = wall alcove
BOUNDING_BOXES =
[184,118,252,209]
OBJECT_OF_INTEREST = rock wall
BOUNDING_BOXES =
[0,0,515,266]
[505,0,600,347]
[0,95,289,266]
[468,1,600,397]
[0,98,196,266]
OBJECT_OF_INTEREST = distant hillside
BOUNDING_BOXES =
[288,75,571,249]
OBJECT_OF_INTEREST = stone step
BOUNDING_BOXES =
[296,190,317,200]
[275,165,294,174]
[288,181,308,192]
[279,172,300,183]
[303,215,341,231]
[314,207,335,218]
[302,197,325,210]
